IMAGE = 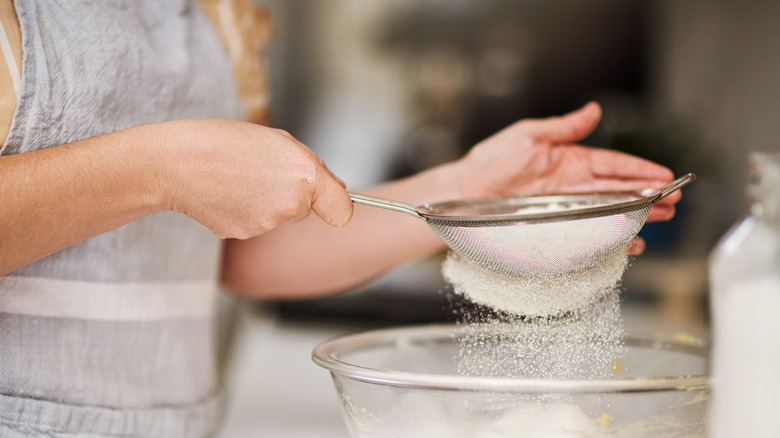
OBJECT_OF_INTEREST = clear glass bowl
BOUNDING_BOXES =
[313,324,709,438]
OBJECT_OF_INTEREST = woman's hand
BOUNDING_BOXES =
[156,119,354,239]
[0,118,354,276]
[219,102,685,298]
[450,102,679,223]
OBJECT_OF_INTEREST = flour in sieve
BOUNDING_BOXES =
[457,200,639,276]
[441,198,633,316]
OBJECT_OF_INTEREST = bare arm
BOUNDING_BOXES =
[0,126,164,275]
[221,165,459,299]
[0,119,352,276]
[221,102,679,299]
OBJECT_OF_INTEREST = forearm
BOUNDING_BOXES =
[1,118,355,278]
[221,162,469,299]
[220,103,680,300]
[0,126,166,276]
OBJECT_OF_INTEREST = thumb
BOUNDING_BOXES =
[524,101,602,145]
[311,168,354,227]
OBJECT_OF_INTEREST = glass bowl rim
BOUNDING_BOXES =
[312,323,709,394]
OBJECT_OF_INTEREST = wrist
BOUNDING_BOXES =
[424,159,489,202]
[116,121,182,217]
[396,160,473,205]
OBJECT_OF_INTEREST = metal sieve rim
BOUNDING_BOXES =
[417,190,662,224]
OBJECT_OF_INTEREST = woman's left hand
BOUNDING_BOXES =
[450,101,679,223]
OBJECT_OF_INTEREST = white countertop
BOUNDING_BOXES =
[217,305,351,438]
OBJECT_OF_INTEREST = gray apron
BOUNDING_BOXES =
[0,1,243,436]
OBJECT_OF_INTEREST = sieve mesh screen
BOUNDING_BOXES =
[350,173,694,277]
[426,202,652,277]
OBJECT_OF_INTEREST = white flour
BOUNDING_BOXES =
[453,287,626,380]
[443,250,629,317]
[450,200,640,276]
[442,201,632,383]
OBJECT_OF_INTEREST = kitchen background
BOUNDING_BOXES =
[216,0,780,436]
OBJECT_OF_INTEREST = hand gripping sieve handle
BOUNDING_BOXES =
[654,173,696,202]
[348,192,427,220]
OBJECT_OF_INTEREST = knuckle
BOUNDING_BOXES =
[213,230,230,240]
[286,198,313,222]
[273,128,295,141]
[217,214,277,240]
[256,215,279,235]
[213,223,253,241]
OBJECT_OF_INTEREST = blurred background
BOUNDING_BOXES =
[217,1,780,436]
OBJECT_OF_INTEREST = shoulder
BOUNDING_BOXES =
[199,0,274,125]
[0,0,21,147]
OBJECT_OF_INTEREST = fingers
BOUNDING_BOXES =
[273,130,353,228]
[522,101,602,145]
[647,203,676,222]
[627,237,646,255]
[586,147,674,183]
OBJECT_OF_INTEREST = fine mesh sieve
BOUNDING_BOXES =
[350,173,695,277]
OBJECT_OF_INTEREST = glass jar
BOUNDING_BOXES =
[709,151,780,437]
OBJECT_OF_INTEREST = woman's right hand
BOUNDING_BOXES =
[153,119,354,239]
[0,118,352,276]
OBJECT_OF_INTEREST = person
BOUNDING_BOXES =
[0,1,680,437]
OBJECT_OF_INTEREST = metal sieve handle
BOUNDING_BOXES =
[654,173,696,202]
[348,192,427,220]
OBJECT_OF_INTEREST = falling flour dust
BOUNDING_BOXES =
[453,288,625,379]
[442,208,632,381]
